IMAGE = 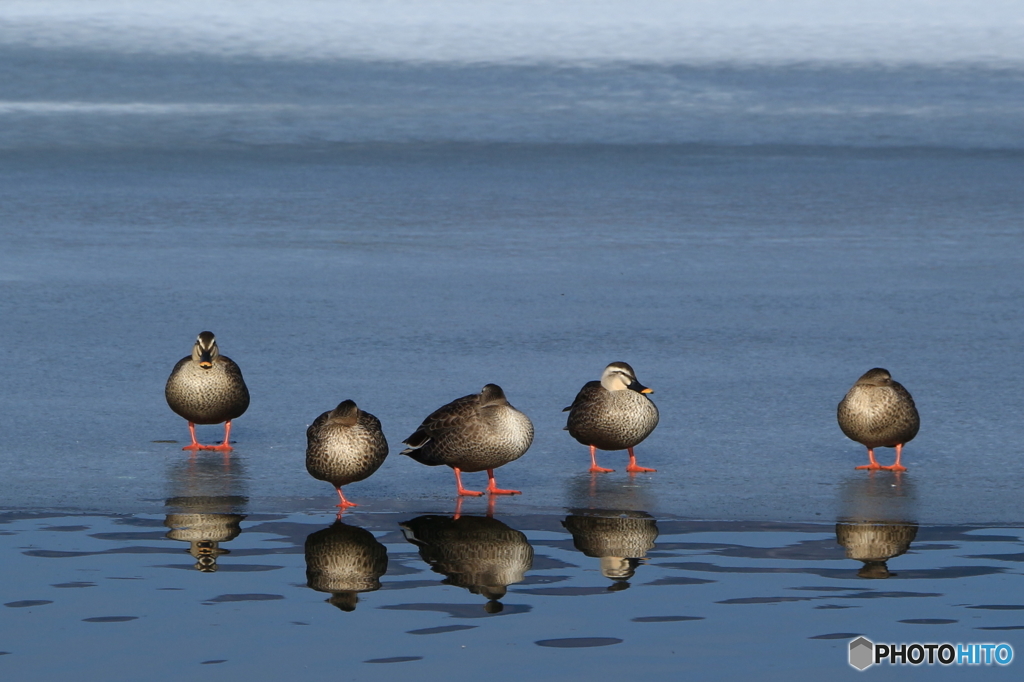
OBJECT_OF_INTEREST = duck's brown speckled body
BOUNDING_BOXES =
[400,514,533,612]
[401,384,533,497]
[562,511,659,587]
[305,521,388,611]
[306,400,388,510]
[165,331,249,451]
[838,368,919,471]
[564,362,659,473]
[836,522,918,579]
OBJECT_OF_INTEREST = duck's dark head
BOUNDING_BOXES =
[192,331,220,369]
[329,399,361,426]
[479,384,509,406]
[855,368,893,387]
[601,362,653,394]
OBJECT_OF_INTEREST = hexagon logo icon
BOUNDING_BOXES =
[849,636,874,670]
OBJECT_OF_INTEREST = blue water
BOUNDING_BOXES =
[1,2,1024,678]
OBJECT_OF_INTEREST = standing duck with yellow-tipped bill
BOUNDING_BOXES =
[838,368,920,472]
[401,384,533,497]
[564,362,659,473]
[165,331,250,451]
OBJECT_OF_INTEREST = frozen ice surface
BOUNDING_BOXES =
[1,143,1022,523]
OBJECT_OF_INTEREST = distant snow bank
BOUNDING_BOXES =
[2,0,1024,65]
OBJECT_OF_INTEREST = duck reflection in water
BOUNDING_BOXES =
[401,515,533,613]
[562,510,658,591]
[305,521,388,612]
[164,453,248,572]
[835,472,918,579]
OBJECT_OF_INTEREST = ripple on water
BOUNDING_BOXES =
[381,603,531,619]
[407,625,478,635]
[899,619,958,624]
[631,616,704,623]
[809,633,862,640]
[365,656,423,663]
[203,593,285,603]
[536,637,623,648]
[977,626,1024,631]
[4,600,53,608]
[82,616,139,623]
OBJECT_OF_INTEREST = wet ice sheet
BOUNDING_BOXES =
[1,510,1022,681]
[1,146,1023,524]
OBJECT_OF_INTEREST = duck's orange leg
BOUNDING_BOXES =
[207,420,234,451]
[486,469,520,495]
[855,447,884,470]
[182,421,234,451]
[454,468,483,497]
[182,422,203,450]
[335,487,358,510]
[589,445,614,473]
[625,447,656,473]
[882,443,908,472]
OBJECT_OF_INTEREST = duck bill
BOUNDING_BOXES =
[198,351,213,368]
[629,381,653,394]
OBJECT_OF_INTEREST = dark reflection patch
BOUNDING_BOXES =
[536,637,623,648]
[379,580,442,591]
[631,616,704,622]
[899,618,957,624]
[91,531,168,540]
[407,625,478,635]
[42,525,90,532]
[531,555,578,570]
[514,587,614,596]
[204,593,285,603]
[643,577,715,586]
[718,596,817,604]
[660,561,1003,580]
[365,656,423,663]
[83,616,138,622]
[966,552,1024,562]
[5,600,53,608]
[839,592,941,600]
[52,582,96,588]
[200,660,227,665]
[977,626,1024,630]
[28,548,174,558]
[814,605,859,609]
[809,632,862,640]
[380,603,531,619]
[967,604,1024,610]
[154,564,283,572]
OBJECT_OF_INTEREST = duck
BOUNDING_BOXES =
[564,362,659,473]
[164,512,245,573]
[305,520,388,611]
[401,384,533,497]
[165,331,250,451]
[836,522,918,579]
[306,400,389,510]
[562,510,659,590]
[400,514,533,613]
[837,368,920,472]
